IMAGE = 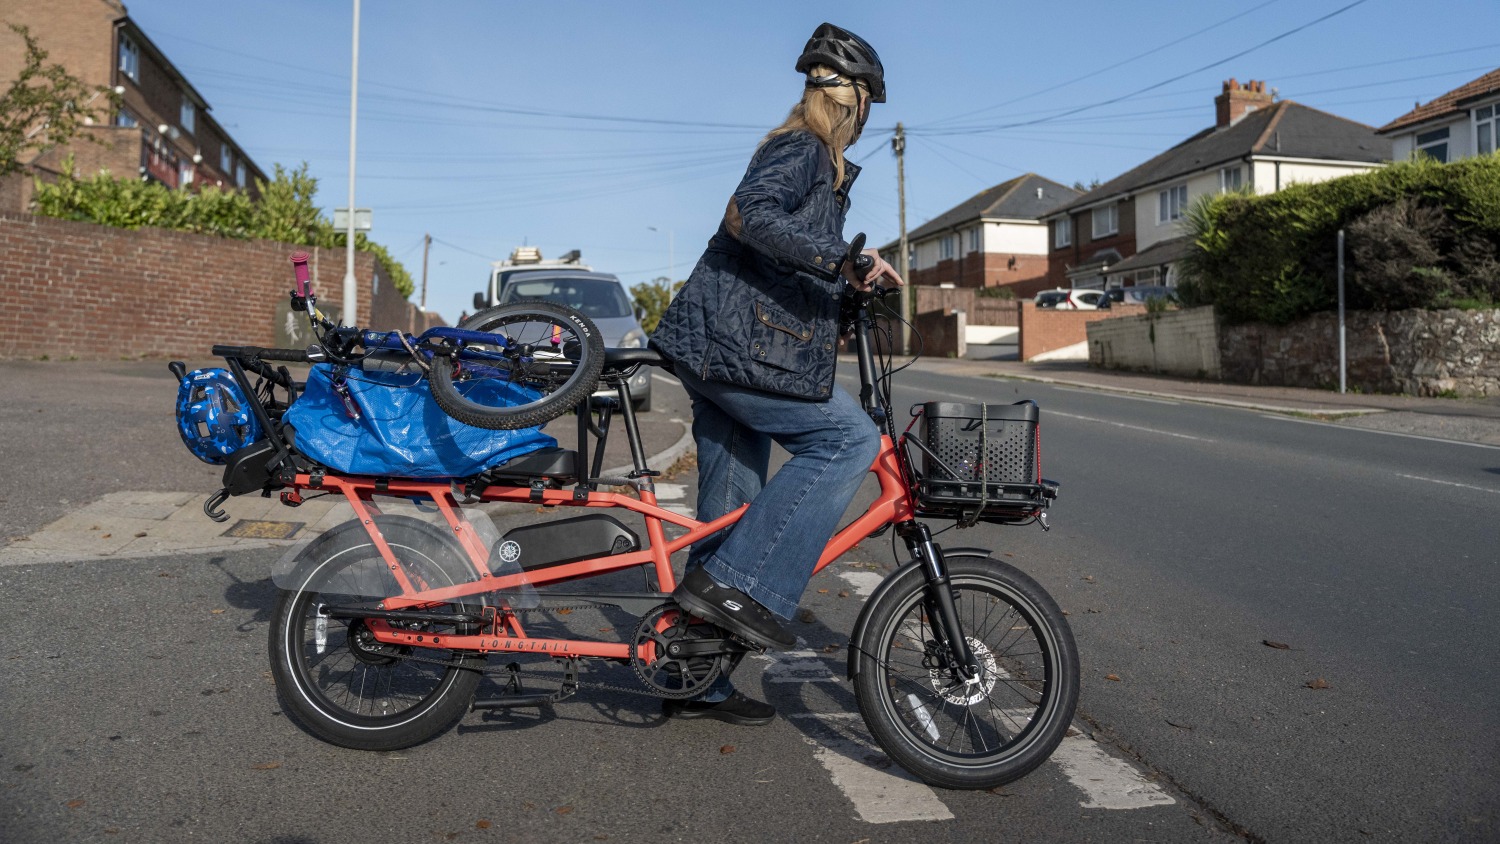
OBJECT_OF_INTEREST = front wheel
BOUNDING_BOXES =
[852,555,1079,790]
[430,301,605,430]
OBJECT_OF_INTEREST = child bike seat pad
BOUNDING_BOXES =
[284,363,557,478]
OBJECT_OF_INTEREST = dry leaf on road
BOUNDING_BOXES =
[1263,640,1291,650]
[1306,678,1331,690]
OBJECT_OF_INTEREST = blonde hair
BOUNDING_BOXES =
[765,65,866,187]
[724,66,866,240]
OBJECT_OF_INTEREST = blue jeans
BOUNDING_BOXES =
[676,368,881,620]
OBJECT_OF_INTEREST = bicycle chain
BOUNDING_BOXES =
[371,599,713,700]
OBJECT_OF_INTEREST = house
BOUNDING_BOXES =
[1377,67,1500,163]
[1043,79,1389,290]
[0,0,266,209]
[880,174,1080,298]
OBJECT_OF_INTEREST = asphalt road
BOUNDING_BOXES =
[2,358,1496,842]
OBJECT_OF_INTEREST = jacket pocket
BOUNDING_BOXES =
[750,300,814,373]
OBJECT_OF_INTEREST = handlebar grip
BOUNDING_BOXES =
[844,232,874,283]
[289,251,311,297]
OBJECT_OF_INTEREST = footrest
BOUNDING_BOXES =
[471,693,555,710]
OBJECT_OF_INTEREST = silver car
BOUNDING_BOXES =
[496,272,653,411]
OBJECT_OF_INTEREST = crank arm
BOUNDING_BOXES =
[663,638,754,659]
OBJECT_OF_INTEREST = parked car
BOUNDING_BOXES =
[1101,285,1178,308]
[475,271,654,411]
[1034,289,1070,308]
[1056,289,1107,310]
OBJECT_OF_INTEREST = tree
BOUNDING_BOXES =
[0,24,117,176]
[630,276,683,334]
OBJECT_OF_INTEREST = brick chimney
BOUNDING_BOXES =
[1215,78,1273,129]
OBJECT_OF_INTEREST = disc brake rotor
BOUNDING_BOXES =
[931,636,1000,705]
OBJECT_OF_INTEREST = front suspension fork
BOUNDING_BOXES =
[898,522,979,682]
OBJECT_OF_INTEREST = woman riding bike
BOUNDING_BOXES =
[650,22,904,726]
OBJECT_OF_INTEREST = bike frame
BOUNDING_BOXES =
[277,289,977,669]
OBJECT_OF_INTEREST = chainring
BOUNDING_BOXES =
[629,603,728,699]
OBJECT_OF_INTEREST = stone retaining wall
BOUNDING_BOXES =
[1220,308,1500,397]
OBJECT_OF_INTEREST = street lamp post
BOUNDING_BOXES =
[343,0,361,325]
[647,226,674,284]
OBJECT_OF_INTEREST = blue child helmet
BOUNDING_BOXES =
[175,368,263,464]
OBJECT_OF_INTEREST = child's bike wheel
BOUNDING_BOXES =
[429,301,604,430]
[851,554,1079,790]
[268,516,484,751]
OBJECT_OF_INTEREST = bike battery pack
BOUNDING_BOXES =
[499,513,640,573]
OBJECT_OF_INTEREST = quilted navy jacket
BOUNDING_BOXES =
[650,130,859,400]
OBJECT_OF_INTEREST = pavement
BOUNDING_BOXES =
[3,355,1499,568]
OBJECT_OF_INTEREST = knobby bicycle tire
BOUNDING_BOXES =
[429,301,605,430]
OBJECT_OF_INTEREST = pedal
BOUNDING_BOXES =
[280,489,304,507]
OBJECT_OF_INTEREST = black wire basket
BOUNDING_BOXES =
[906,401,1049,524]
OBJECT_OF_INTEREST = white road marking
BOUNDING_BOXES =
[1264,414,1500,450]
[1049,410,1211,442]
[1052,386,1180,405]
[760,649,843,684]
[838,571,885,598]
[785,715,955,824]
[653,482,686,501]
[1396,473,1500,495]
[1050,733,1177,810]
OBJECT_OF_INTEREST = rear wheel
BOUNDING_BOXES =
[269,516,484,750]
[430,301,604,430]
[852,555,1079,789]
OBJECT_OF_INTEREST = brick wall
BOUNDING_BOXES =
[0,211,441,360]
[1018,302,1141,361]
[1046,199,1138,289]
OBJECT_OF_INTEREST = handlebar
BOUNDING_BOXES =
[212,345,312,363]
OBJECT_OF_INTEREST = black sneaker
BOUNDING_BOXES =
[662,691,776,726]
[673,568,797,650]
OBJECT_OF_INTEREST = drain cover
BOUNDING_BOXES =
[222,519,305,540]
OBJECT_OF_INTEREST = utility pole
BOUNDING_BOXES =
[342,0,361,325]
[420,232,431,310]
[893,122,910,353]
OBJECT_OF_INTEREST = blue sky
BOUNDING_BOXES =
[124,0,1500,324]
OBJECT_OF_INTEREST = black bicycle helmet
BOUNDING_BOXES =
[795,22,885,103]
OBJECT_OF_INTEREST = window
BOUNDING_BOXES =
[179,160,194,187]
[1054,217,1072,249]
[118,35,139,82]
[179,100,195,135]
[1416,127,1449,163]
[114,108,138,128]
[235,162,246,186]
[1158,184,1188,223]
[220,145,233,176]
[1477,104,1498,156]
[1091,204,1118,239]
[939,235,954,260]
[966,227,980,253]
[1219,166,1243,192]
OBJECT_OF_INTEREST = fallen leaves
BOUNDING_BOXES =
[250,762,281,770]
[1105,674,1121,682]
[719,745,736,755]
[837,590,850,598]
[1166,718,1194,730]
[66,799,85,809]
[1263,640,1291,650]
[476,819,492,830]
[554,805,573,815]
[796,609,816,623]
[816,588,829,594]
[1306,678,1331,690]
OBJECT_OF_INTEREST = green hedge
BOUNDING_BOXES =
[1178,155,1500,324]
[33,159,415,298]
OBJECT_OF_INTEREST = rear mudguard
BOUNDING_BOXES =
[845,545,991,680]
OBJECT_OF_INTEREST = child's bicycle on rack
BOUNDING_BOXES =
[171,237,1078,790]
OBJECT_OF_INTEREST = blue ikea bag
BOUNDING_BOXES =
[284,364,557,477]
